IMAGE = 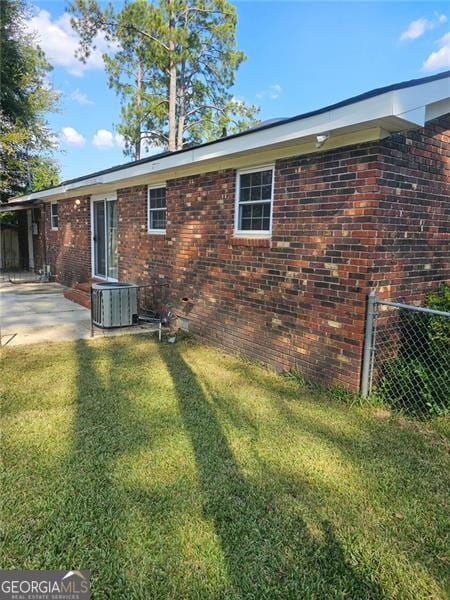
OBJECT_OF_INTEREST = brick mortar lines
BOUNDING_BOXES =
[46,115,449,390]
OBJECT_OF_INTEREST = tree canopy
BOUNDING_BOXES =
[0,0,60,202]
[70,0,259,159]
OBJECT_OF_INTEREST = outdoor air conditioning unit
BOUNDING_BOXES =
[92,282,138,328]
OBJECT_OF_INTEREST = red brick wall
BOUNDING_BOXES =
[45,195,91,286]
[368,114,450,303]
[117,185,171,286]
[116,146,382,388]
[45,115,449,390]
[116,116,448,389]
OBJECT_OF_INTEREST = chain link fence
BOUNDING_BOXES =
[361,291,450,418]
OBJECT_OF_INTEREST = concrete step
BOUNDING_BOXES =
[64,288,91,309]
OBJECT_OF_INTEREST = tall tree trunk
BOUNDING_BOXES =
[168,59,177,151]
[177,59,186,150]
[176,101,185,150]
[167,0,177,152]
[135,57,142,160]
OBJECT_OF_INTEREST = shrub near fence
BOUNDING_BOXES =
[366,284,450,418]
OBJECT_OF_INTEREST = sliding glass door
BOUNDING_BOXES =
[93,197,118,280]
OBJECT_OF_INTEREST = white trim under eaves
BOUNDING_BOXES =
[10,74,450,204]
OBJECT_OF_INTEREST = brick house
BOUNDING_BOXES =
[3,72,449,390]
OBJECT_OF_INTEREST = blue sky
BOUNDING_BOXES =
[29,1,449,181]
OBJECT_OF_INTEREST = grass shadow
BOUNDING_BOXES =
[3,336,446,598]
[59,338,148,596]
[158,342,385,598]
[24,336,182,597]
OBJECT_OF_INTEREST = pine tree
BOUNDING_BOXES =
[70,0,259,158]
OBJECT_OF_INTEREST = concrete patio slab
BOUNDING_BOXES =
[0,281,158,347]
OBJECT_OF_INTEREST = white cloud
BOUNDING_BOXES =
[422,32,450,71]
[92,130,133,151]
[114,133,126,149]
[61,127,85,146]
[25,9,113,77]
[256,83,282,100]
[70,89,94,105]
[92,129,115,149]
[90,129,164,154]
[400,13,447,41]
[401,18,429,41]
[269,84,282,99]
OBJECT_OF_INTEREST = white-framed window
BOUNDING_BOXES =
[234,165,274,236]
[148,184,166,233]
[50,202,59,230]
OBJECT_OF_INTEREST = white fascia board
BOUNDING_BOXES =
[392,76,449,122]
[12,75,449,204]
[14,179,104,203]
[87,95,410,184]
[389,106,427,128]
[426,98,450,121]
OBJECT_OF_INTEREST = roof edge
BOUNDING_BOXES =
[10,69,450,203]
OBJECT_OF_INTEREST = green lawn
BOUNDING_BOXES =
[1,335,449,599]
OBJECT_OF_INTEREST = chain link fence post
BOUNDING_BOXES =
[361,290,376,397]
